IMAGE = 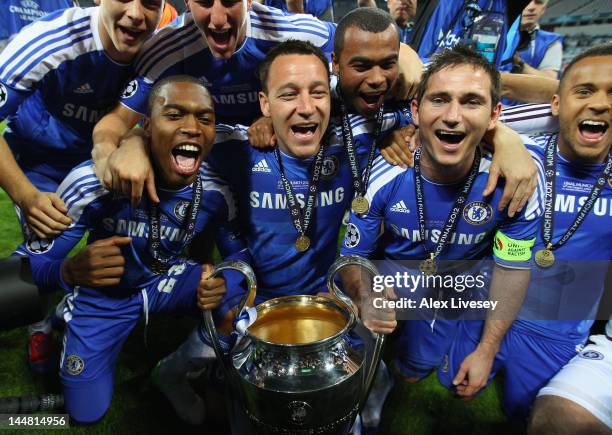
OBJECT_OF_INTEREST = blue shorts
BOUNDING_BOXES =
[59,261,202,423]
[438,320,582,424]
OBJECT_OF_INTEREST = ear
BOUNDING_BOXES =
[259,91,271,117]
[487,102,503,131]
[331,52,339,75]
[551,93,560,116]
[410,98,419,127]
[143,117,152,136]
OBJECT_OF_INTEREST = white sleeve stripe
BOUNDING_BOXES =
[201,179,237,221]
[366,165,405,204]
[1,27,93,88]
[214,126,249,144]
[136,24,200,74]
[250,15,329,33]
[57,165,100,198]
[67,186,108,223]
[501,103,551,116]
[144,34,204,81]
[250,25,329,44]
[0,13,90,82]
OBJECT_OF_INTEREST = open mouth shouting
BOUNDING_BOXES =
[117,24,145,44]
[578,119,609,144]
[435,129,467,150]
[359,92,385,110]
[207,28,233,54]
[171,142,203,176]
[290,122,319,142]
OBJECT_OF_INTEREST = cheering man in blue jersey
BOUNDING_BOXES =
[340,45,544,384]
[15,76,247,424]
[441,43,612,426]
[0,0,163,372]
[92,1,424,207]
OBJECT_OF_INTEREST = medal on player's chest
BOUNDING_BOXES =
[274,141,327,254]
[341,103,384,215]
[534,245,555,269]
[413,147,481,276]
[294,234,311,252]
[147,177,202,275]
[536,135,612,269]
[419,253,438,276]
[351,195,369,215]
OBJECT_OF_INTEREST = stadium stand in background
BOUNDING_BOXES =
[540,0,612,65]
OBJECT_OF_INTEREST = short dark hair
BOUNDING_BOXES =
[147,75,210,115]
[415,44,501,108]
[334,7,399,60]
[559,43,612,90]
[258,40,330,93]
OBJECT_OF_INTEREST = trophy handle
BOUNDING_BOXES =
[202,260,257,376]
[326,255,386,413]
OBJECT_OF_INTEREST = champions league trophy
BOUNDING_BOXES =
[204,256,385,435]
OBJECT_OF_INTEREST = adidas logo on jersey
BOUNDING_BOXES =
[74,83,93,94]
[390,200,410,213]
[252,159,271,173]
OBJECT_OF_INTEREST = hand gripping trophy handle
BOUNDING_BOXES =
[202,260,257,378]
[326,255,385,414]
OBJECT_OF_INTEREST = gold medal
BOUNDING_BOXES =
[419,254,438,276]
[294,234,310,252]
[535,247,555,268]
[351,195,369,214]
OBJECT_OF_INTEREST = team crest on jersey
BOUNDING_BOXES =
[173,200,190,221]
[463,201,492,225]
[608,177,612,189]
[344,223,360,248]
[321,155,339,180]
[65,355,85,375]
[0,83,7,108]
[121,80,138,99]
[579,350,604,360]
[26,236,54,254]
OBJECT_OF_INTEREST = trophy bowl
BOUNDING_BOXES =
[204,256,384,435]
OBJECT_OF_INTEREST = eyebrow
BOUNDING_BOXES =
[276,81,329,91]
[348,54,398,64]
[161,103,214,114]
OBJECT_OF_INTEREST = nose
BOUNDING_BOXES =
[588,91,612,113]
[443,100,460,127]
[365,66,385,90]
[126,0,145,24]
[296,93,315,117]
[180,114,201,136]
[210,0,228,28]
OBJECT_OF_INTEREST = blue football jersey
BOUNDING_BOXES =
[417,0,508,68]
[0,0,73,51]
[514,134,612,341]
[120,3,335,125]
[340,140,544,268]
[16,160,246,294]
[0,7,135,182]
[263,0,332,20]
[208,112,402,300]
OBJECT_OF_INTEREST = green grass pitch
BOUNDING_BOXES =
[0,119,520,434]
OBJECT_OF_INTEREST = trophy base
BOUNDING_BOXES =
[246,405,358,435]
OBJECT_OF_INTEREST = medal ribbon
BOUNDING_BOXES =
[148,176,202,273]
[541,134,612,251]
[274,142,326,240]
[340,103,384,198]
[413,146,482,260]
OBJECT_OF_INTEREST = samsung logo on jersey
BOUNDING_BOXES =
[250,187,345,209]
[62,104,111,124]
[555,194,612,216]
[389,225,487,245]
[102,218,188,242]
[212,92,259,105]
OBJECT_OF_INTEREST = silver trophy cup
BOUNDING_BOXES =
[204,255,384,435]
